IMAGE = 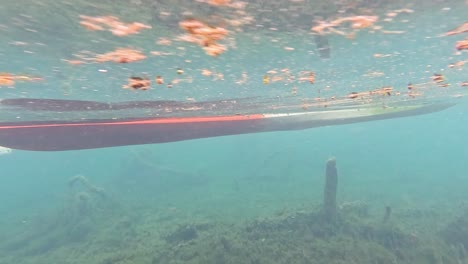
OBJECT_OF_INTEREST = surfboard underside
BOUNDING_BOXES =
[0,102,451,151]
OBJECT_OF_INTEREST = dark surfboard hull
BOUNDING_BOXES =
[0,103,452,151]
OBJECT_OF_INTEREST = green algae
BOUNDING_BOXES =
[3,200,464,264]
[143,207,464,264]
[1,156,467,264]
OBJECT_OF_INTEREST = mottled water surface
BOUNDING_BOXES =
[0,0,467,263]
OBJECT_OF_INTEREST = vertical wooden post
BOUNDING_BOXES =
[323,158,338,221]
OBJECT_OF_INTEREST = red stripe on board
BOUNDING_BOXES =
[0,114,265,129]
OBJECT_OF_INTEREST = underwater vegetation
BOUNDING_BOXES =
[149,159,465,264]
[441,209,468,252]
[1,159,467,264]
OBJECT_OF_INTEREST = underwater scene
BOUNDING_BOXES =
[0,0,468,263]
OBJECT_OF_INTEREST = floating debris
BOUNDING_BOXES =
[371,86,393,96]
[455,39,468,51]
[432,73,450,87]
[79,15,151,36]
[347,92,360,99]
[178,19,228,56]
[0,72,43,87]
[123,76,151,90]
[444,22,468,36]
[204,0,231,7]
[308,72,315,84]
[155,75,164,84]
[448,60,467,68]
[94,48,146,63]
[432,73,445,83]
[312,15,379,37]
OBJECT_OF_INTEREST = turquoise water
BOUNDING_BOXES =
[1,1,468,263]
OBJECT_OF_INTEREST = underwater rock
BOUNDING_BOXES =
[165,225,198,244]
[323,158,338,221]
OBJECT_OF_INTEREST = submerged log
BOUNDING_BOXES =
[383,205,392,223]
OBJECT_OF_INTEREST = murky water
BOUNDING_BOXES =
[0,1,467,263]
